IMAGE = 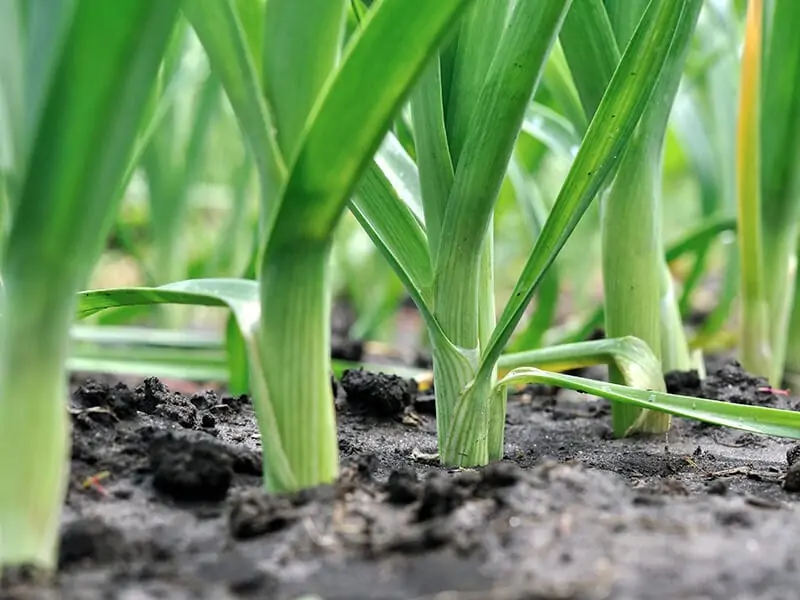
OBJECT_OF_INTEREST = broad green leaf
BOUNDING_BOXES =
[558,0,617,120]
[233,0,266,79]
[77,279,259,321]
[603,0,650,48]
[183,0,286,212]
[758,0,800,385]
[350,163,435,318]
[21,0,77,169]
[498,336,663,391]
[445,0,514,165]
[263,0,471,254]
[372,132,425,223]
[433,0,570,347]
[264,0,347,160]
[410,59,454,261]
[478,0,687,380]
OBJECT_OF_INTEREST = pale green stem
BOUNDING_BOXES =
[784,244,800,386]
[601,139,668,436]
[0,288,70,570]
[258,243,338,491]
[762,224,799,385]
[660,261,693,372]
[480,223,505,461]
[432,337,482,465]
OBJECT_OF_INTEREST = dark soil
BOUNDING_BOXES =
[6,360,800,599]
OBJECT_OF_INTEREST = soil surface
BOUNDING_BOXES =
[5,360,800,600]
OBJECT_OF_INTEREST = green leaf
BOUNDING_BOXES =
[410,59,454,262]
[77,279,259,320]
[0,0,180,570]
[264,0,347,160]
[350,161,435,319]
[498,367,800,440]
[478,0,687,380]
[77,278,297,488]
[445,0,514,164]
[263,0,472,254]
[522,102,581,159]
[183,0,286,213]
[433,0,570,346]
[558,0,618,119]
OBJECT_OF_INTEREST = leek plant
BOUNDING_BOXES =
[0,0,179,572]
[78,0,800,491]
[736,0,800,386]
[183,0,472,491]
[559,0,700,436]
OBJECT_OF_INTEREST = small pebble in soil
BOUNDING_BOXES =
[149,431,233,502]
[340,369,416,417]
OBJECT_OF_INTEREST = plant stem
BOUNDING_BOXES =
[761,226,799,385]
[602,133,667,436]
[736,0,772,380]
[257,243,338,491]
[481,224,505,461]
[0,287,70,570]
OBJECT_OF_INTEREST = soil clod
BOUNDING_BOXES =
[340,369,416,417]
[784,462,800,492]
[787,443,800,466]
[228,490,297,539]
[59,518,126,567]
[385,467,420,505]
[149,431,233,501]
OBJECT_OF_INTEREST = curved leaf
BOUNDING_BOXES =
[478,0,687,380]
[263,0,471,253]
[498,367,800,440]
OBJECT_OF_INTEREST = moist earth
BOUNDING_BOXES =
[4,361,800,599]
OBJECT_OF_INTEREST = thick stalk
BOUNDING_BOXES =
[601,139,668,435]
[785,246,800,385]
[737,0,771,379]
[0,286,70,569]
[761,226,799,385]
[432,337,482,466]
[258,243,338,491]
[602,0,701,436]
[481,224,505,461]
